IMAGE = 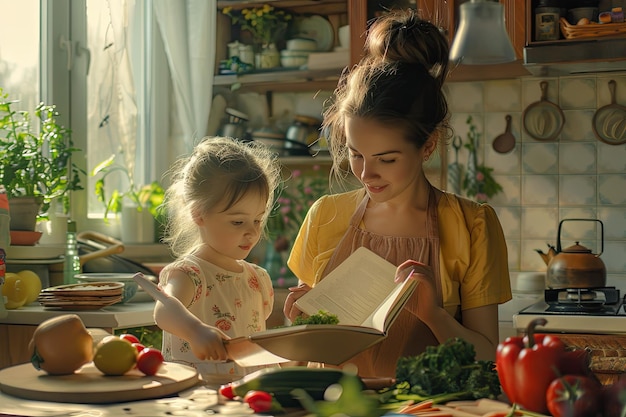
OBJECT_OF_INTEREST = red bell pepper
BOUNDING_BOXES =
[496,318,566,414]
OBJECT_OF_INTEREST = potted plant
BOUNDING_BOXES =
[92,154,164,243]
[0,89,84,231]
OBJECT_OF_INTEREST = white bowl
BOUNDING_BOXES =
[281,55,308,68]
[286,37,317,52]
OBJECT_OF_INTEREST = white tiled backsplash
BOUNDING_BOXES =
[446,72,626,294]
[243,72,626,295]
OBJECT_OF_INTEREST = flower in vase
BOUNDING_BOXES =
[223,4,292,49]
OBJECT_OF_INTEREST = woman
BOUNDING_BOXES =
[283,9,512,378]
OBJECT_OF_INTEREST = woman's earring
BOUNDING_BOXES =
[424,154,429,162]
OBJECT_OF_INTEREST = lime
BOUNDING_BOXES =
[93,336,137,375]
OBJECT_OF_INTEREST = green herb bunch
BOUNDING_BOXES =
[380,337,501,405]
[461,116,502,203]
[222,4,292,47]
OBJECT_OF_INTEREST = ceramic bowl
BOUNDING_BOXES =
[74,273,142,304]
[280,55,308,68]
[9,230,43,246]
[286,37,317,52]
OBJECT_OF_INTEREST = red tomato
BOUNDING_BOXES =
[131,342,146,353]
[119,333,141,344]
[243,390,273,413]
[546,375,602,417]
[218,384,235,400]
[136,347,164,376]
[602,374,626,417]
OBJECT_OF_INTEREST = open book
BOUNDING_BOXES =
[225,247,418,367]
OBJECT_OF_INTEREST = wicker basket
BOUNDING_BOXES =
[556,333,626,385]
[560,17,626,40]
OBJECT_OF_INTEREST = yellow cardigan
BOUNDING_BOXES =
[287,189,512,314]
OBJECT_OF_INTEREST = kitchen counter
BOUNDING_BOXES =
[0,302,156,370]
[514,312,626,334]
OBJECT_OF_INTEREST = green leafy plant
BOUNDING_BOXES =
[461,116,502,203]
[222,4,292,47]
[92,154,164,220]
[0,89,83,214]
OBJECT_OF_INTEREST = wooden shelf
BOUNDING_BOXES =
[217,0,347,14]
[214,68,342,93]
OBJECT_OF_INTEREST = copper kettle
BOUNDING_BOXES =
[535,219,606,289]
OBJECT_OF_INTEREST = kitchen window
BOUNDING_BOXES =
[0,1,215,236]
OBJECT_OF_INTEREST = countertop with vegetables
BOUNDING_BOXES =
[1,315,625,417]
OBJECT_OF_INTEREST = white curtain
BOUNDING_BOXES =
[153,0,216,154]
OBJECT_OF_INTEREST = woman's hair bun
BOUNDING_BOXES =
[364,8,449,82]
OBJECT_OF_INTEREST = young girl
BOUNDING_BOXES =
[153,136,282,384]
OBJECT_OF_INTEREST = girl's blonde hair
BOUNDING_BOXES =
[162,136,282,257]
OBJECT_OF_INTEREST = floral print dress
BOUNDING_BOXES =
[159,254,274,384]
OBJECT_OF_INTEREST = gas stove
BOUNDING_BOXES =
[514,287,626,334]
[520,287,625,316]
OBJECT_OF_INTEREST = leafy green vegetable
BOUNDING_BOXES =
[292,310,339,325]
[381,337,502,405]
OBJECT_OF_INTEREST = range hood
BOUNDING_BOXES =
[524,37,626,76]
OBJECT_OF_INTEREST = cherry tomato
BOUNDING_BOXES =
[131,342,146,353]
[546,375,602,417]
[119,333,141,344]
[219,383,235,400]
[136,347,164,376]
[243,390,273,413]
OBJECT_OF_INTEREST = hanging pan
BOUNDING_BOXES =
[592,80,626,145]
[523,81,565,141]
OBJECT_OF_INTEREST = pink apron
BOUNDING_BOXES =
[320,185,443,378]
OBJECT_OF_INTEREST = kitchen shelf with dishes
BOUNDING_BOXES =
[215,0,349,92]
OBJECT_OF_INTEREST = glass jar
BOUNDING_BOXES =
[535,0,561,41]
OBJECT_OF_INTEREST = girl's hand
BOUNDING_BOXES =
[283,283,311,322]
[395,260,439,323]
[189,323,230,361]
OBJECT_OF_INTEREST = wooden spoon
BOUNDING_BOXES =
[492,114,515,154]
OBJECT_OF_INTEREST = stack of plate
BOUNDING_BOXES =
[38,282,124,310]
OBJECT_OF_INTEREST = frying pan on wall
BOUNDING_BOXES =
[592,79,626,145]
[523,81,565,141]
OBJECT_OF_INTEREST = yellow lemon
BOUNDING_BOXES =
[2,273,28,309]
[93,336,137,375]
[16,270,42,304]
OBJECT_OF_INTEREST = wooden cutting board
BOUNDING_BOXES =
[0,361,199,404]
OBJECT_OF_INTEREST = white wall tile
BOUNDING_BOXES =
[559,77,596,109]
[598,142,626,173]
[560,110,595,142]
[491,175,521,205]
[603,241,626,274]
[446,83,483,113]
[494,206,521,238]
[522,175,558,205]
[558,142,596,174]
[598,174,626,204]
[484,79,522,112]
[522,143,558,174]
[598,206,626,239]
[522,206,559,239]
[560,175,597,205]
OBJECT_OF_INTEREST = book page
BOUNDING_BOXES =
[363,277,418,332]
[294,247,398,326]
